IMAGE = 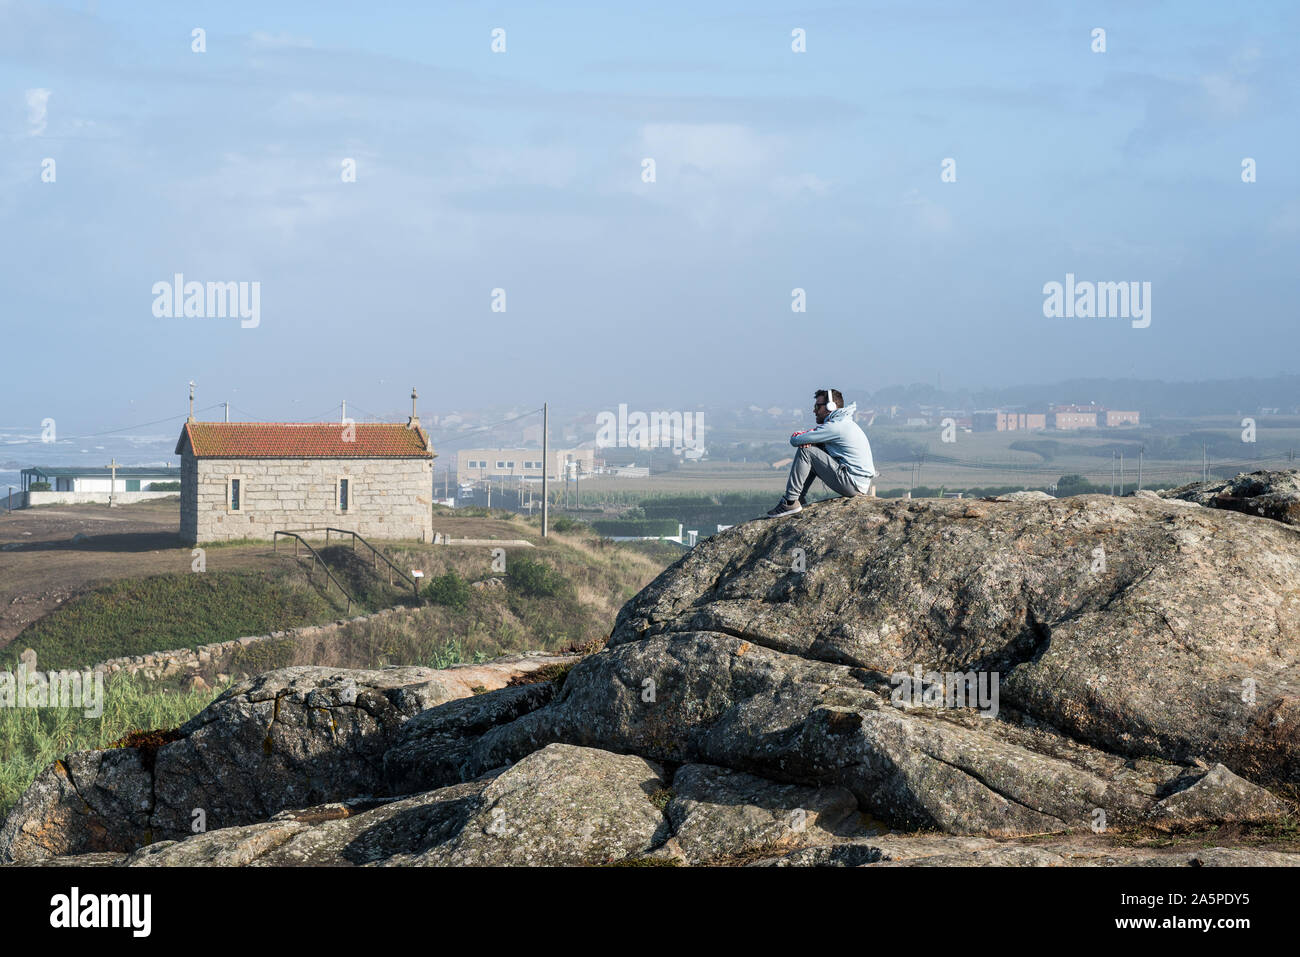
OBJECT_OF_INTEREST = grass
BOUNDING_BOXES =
[0,671,230,821]
[0,547,418,672]
[1,569,348,671]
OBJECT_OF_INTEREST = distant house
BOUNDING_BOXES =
[456,447,595,486]
[19,466,180,492]
[972,412,1047,432]
[1050,404,1101,430]
[1104,410,1140,427]
[175,392,434,545]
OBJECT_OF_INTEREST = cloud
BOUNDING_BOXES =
[25,88,50,136]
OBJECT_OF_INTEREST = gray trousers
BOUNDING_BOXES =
[785,444,869,502]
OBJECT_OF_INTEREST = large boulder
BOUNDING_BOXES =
[462,496,1299,834]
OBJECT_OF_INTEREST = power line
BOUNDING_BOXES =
[46,404,226,441]
[430,408,545,451]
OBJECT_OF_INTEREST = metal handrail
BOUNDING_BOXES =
[272,531,353,612]
[322,527,419,597]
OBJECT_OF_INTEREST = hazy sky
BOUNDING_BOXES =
[2,0,1297,432]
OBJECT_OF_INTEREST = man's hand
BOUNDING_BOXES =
[791,429,811,439]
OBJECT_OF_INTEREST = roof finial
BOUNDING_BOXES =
[406,387,422,431]
[188,381,195,422]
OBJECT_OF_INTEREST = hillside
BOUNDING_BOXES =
[1,511,678,673]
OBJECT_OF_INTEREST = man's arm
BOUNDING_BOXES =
[790,419,845,447]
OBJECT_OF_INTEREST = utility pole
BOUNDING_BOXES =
[1203,445,1208,483]
[1110,451,1116,496]
[1138,446,1144,491]
[106,458,119,508]
[1118,452,1124,496]
[542,403,549,537]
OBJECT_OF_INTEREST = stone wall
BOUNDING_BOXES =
[95,607,411,681]
[183,455,433,544]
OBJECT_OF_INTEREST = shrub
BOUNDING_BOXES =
[27,481,51,491]
[590,519,681,537]
[551,516,587,533]
[507,555,569,598]
[146,481,181,491]
[424,570,471,610]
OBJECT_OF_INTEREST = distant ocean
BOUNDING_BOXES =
[0,426,179,496]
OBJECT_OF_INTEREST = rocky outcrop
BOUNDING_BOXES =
[122,744,667,867]
[1160,468,1300,527]
[0,656,573,863]
[5,494,1298,866]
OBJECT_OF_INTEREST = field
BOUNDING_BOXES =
[565,416,1300,504]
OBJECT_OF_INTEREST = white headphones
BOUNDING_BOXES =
[823,389,837,412]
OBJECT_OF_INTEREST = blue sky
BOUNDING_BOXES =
[1,0,1297,431]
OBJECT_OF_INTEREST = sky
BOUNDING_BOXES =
[1,0,1297,434]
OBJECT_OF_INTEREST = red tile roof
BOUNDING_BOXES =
[176,422,433,458]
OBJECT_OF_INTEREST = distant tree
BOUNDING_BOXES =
[1055,474,1096,496]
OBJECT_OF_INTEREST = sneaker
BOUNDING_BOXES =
[765,499,803,518]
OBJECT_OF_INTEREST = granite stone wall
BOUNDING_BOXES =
[182,455,432,544]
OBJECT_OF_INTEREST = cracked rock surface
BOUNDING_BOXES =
[0,658,570,862]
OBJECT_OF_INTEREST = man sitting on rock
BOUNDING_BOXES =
[766,388,876,517]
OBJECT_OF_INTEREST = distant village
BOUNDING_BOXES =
[744,402,1140,432]
[880,403,1139,432]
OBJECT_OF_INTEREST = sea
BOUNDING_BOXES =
[0,425,179,499]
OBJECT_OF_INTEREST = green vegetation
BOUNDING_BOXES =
[0,556,414,671]
[146,481,181,491]
[1,519,676,736]
[550,516,587,533]
[0,672,229,821]
[506,555,571,598]
[27,481,51,491]
[424,570,472,610]
[589,518,682,537]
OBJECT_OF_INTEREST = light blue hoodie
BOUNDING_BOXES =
[790,402,876,485]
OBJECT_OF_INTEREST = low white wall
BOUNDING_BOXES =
[23,491,180,507]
